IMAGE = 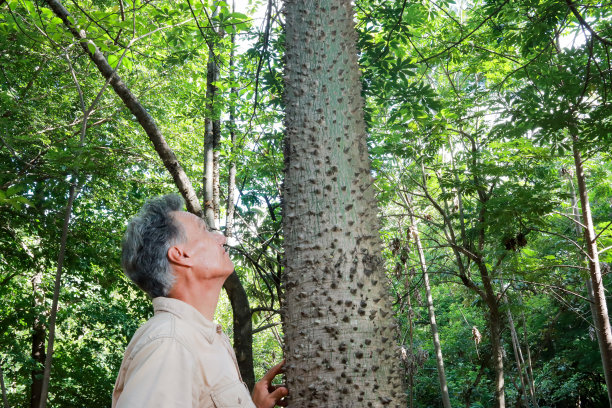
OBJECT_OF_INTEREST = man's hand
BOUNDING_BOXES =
[252,360,289,408]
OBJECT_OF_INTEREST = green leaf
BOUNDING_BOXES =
[108,54,118,68]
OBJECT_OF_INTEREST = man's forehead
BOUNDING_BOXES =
[172,211,206,229]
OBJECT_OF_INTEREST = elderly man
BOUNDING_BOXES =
[112,195,288,407]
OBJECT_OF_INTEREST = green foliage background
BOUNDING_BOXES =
[1,0,611,406]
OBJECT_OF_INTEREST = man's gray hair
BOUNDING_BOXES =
[121,194,186,298]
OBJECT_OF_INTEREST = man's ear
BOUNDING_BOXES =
[167,245,193,267]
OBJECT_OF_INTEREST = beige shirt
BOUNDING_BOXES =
[112,297,256,408]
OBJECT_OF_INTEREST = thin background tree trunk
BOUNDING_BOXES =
[204,3,221,229]
[409,215,452,408]
[484,275,505,408]
[407,284,415,408]
[37,47,96,408]
[282,0,405,405]
[504,296,528,408]
[221,13,256,389]
[29,271,45,408]
[0,362,9,408]
[419,156,507,408]
[201,0,255,390]
[223,273,255,390]
[571,134,612,407]
[37,181,78,408]
[567,172,608,379]
[225,0,237,237]
[520,309,537,407]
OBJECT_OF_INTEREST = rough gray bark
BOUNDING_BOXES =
[571,135,612,406]
[410,220,451,408]
[282,0,405,406]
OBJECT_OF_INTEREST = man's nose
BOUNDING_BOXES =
[213,230,226,245]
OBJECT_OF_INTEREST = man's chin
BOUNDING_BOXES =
[223,265,235,278]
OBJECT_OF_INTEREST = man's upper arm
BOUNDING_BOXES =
[115,337,202,408]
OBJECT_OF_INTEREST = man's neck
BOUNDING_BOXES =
[168,277,225,321]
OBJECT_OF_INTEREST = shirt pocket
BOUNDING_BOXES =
[210,381,253,408]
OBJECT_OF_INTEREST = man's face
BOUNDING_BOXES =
[172,211,234,279]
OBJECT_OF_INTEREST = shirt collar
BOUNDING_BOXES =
[152,297,222,344]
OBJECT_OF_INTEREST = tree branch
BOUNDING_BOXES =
[45,0,203,217]
[599,245,612,255]
[530,227,592,261]
[565,0,612,47]
[252,322,280,334]
[417,0,510,64]
[553,210,588,229]
[593,220,612,243]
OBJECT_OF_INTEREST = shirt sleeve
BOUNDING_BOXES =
[115,337,203,408]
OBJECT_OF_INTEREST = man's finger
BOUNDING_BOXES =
[262,360,285,382]
[267,383,288,393]
[269,385,288,402]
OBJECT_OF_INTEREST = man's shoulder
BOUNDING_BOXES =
[125,312,195,358]
[133,311,176,340]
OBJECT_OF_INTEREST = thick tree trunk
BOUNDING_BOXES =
[282,1,405,406]
[572,135,612,406]
[410,221,451,408]
[30,271,45,408]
